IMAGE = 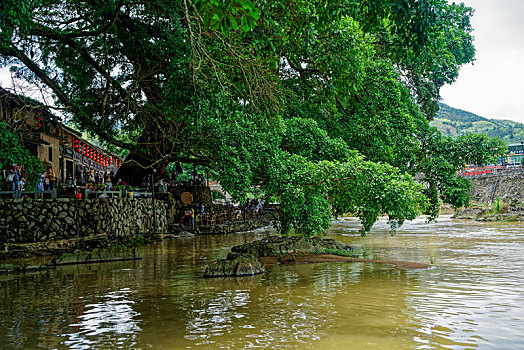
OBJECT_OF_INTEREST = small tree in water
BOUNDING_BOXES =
[493,196,504,214]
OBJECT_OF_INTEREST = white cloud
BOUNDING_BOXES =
[440,0,524,123]
[0,67,14,88]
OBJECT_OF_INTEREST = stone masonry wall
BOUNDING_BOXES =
[469,173,524,205]
[0,197,167,244]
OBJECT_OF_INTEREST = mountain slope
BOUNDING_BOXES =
[431,103,524,143]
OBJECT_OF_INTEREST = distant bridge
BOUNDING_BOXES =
[459,165,524,178]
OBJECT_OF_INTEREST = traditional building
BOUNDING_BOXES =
[0,87,122,185]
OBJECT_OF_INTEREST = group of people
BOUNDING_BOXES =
[245,198,265,213]
[2,164,56,194]
[142,174,193,194]
[169,171,207,188]
[230,199,265,219]
[36,166,57,193]
[78,169,116,189]
[3,164,120,196]
[182,204,206,229]
[180,199,265,230]
[4,164,25,191]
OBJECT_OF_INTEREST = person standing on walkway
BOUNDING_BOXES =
[37,170,46,198]
[190,208,195,229]
[104,172,113,190]
[199,204,205,223]
[6,169,14,191]
[11,164,22,191]
[46,166,56,190]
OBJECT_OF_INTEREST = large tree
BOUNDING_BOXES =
[0,0,505,235]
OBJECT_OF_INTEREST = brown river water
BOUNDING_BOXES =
[1,215,524,349]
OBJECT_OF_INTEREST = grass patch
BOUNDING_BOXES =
[318,247,365,259]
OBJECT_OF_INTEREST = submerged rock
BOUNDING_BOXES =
[477,213,523,222]
[0,263,53,275]
[452,208,485,220]
[204,236,356,278]
[231,236,352,257]
[453,206,524,222]
[203,253,264,277]
[177,230,194,237]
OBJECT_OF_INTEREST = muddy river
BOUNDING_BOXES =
[1,215,523,349]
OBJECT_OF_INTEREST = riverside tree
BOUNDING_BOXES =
[0,0,505,235]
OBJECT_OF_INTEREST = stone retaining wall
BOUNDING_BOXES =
[469,173,524,205]
[0,197,167,244]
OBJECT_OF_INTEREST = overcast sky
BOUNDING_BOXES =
[2,0,523,123]
[440,0,524,123]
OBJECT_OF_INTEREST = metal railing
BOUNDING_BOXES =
[459,166,524,178]
[0,188,155,200]
[82,189,153,199]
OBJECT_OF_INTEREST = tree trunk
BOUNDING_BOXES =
[115,153,169,187]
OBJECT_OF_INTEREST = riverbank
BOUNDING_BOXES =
[0,193,275,261]
[453,205,524,222]
[0,221,275,274]
[162,213,274,238]
[0,218,276,275]
[0,243,141,275]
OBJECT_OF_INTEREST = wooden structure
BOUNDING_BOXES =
[0,87,123,185]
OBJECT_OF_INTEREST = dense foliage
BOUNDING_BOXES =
[0,122,42,190]
[0,0,506,235]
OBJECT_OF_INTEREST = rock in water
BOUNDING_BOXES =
[177,230,194,237]
[231,236,351,257]
[204,253,264,278]
[203,236,355,278]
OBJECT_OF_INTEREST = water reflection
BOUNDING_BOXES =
[64,288,141,349]
[165,260,422,349]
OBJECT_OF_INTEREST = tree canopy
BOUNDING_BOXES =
[0,0,506,235]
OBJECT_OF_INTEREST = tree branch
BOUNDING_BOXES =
[0,45,135,152]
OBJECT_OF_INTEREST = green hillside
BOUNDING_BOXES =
[431,103,524,143]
